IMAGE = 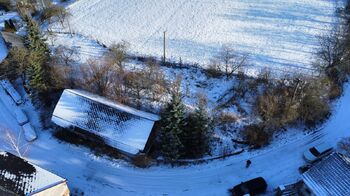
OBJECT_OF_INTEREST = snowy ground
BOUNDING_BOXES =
[48,32,249,155]
[0,35,8,63]
[59,0,340,75]
[0,80,349,195]
[0,1,348,195]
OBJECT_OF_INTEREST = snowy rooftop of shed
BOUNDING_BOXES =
[302,153,350,196]
[0,151,66,195]
[52,89,160,155]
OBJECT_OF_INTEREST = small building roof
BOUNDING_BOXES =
[52,89,160,155]
[0,151,66,195]
[302,152,350,196]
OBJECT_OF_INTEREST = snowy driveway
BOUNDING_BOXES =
[0,84,349,195]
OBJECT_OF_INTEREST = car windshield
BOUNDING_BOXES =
[310,147,320,157]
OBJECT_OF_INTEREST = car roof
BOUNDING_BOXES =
[315,143,332,153]
[233,177,267,195]
[304,150,317,161]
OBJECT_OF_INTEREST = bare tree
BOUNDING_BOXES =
[215,46,249,78]
[124,71,146,105]
[0,47,29,81]
[1,127,30,158]
[53,45,79,67]
[50,63,74,89]
[106,41,129,71]
[316,27,346,70]
[315,26,350,85]
[79,58,115,96]
[41,3,70,27]
[144,60,167,101]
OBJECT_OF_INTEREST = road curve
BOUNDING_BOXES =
[0,84,349,196]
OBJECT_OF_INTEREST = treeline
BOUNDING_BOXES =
[0,0,67,102]
[50,42,169,109]
[0,14,51,97]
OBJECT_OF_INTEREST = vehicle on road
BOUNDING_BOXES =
[22,123,37,142]
[303,143,333,163]
[229,177,267,196]
[1,79,23,105]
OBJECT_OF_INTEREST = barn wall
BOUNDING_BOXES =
[32,181,70,196]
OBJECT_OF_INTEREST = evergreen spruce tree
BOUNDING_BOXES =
[160,82,185,161]
[181,95,212,158]
[26,16,49,55]
[26,52,47,92]
[24,15,50,93]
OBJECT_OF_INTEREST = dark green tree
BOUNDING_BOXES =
[25,16,49,55]
[181,95,212,158]
[24,15,50,93]
[26,52,48,92]
[160,80,185,161]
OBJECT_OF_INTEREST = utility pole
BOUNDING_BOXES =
[163,31,166,64]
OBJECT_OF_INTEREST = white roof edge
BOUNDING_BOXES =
[28,180,67,196]
[64,89,160,121]
[28,161,67,183]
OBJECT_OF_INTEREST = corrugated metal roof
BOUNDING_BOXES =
[302,153,350,196]
[51,89,160,155]
[0,152,66,195]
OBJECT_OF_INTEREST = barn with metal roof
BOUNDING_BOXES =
[51,89,160,156]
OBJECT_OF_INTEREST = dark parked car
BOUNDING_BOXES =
[230,177,267,196]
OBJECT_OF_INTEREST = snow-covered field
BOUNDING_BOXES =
[62,0,339,75]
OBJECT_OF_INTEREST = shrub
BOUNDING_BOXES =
[243,124,271,148]
[213,46,249,78]
[132,154,152,168]
[41,4,69,26]
[299,93,330,128]
[0,0,12,11]
[205,63,223,78]
[328,81,343,100]
[216,112,238,132]
[0,47,29,81]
